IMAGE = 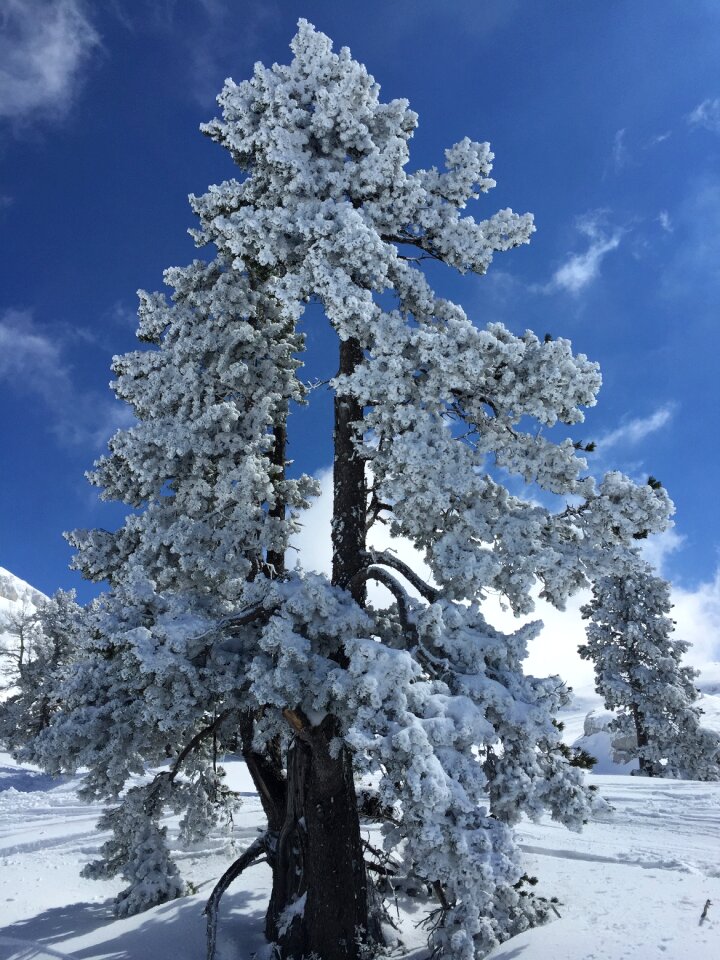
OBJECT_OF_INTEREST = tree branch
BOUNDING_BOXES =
[366,492,394,533]
[188,604,279,664]
[168,710,235,784]
[239,713,286,831]
[347,565,417,641]
[143,709,236,813]
[204,834,268,960]
[282,707,315,743]
[380,232,443,263]
[362,550,440,603]
[365,861,397,876]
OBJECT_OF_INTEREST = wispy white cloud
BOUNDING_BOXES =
[639,527,684,574]
[0,309,72,403]
[609,127,672,174]
[672,569,720,687]
[545,213,623,295]
[660,177,720,302]
[687,97,720,134]
[611,128,629,173]
[0,0,99,123]
[657,209,673,233]
[0,308,131,446]
[646,130,672,147]
[102,299,138,330]
[598,404,675,451]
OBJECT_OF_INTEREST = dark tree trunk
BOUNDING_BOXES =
[332,337,367,605]
[266,715,371,959]
[267,418,287,576]
[238,715,290,944]
[262,335,372,959]
[631,703,654,776]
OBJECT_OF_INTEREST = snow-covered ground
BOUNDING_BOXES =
[2,564,719,958]
[1,749,719,960]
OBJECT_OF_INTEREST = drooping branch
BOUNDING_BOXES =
[204,834,269,960]
[168,709,235,783]
[239,712,287,830]
[142,709,237,814]
[362,549,440,603]
[347,565,417,642]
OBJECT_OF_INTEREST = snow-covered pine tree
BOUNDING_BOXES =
[0,602,42,689]
[579,556,720,780]
[7,22,673,960]
[0,589,80,748]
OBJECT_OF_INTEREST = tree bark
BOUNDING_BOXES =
[267,417,287,575]
[631,703,654,776]
[262,335,373,958]
[332,337,366,605]
[267,715,371,959]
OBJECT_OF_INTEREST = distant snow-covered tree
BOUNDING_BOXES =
[0,602,42,688]
[0,589,79,746]
[580,557,720,780]
[5,22,673,960]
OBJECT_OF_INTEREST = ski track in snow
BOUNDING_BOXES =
[1,753,719,960]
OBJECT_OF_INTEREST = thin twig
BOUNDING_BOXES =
[168,710,235,784]
[142,710,236,814]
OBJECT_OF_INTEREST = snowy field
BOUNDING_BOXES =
[1,748,719,960]
[3,567,720,958]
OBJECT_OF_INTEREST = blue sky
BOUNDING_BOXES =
[1,0,719,605]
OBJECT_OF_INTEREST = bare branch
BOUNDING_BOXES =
[143,709,237,814]
[365,860,397,876]
[347,565,417,641]
[204,834,268,960]
[362,550,440,603]
[366,491,394,533]
[167,709,235,784]
[282,707,308,737]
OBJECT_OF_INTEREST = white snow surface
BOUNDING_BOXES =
[0,567,45,635]
[1,750,719,960]
[1,566,720,957]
